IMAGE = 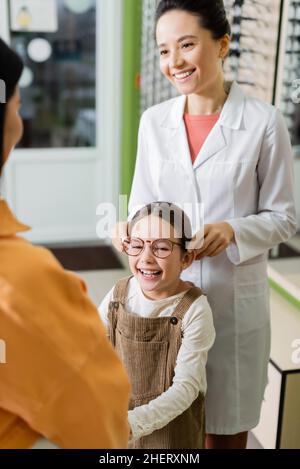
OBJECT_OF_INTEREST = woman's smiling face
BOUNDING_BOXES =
[128,214,191,300]
[156,9,226,96]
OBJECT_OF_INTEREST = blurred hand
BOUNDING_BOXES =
[111,221,128,252]
[189,222,235,260]
[128,423,133,443]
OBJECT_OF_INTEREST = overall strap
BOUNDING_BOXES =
[108,275,133,346]
[172,287,203,321]
[112,275,133,305]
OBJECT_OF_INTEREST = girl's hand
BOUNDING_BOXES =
[111,221,128,252]
[191,222,235,260]
[128,422,133,443]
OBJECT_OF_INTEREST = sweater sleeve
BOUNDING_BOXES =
[128,296,215,441]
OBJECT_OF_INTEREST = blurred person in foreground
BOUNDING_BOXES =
[0,37,130,449]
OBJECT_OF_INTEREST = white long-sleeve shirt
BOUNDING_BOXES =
[98,276,215,441]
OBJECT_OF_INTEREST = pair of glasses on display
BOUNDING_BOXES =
[281,93,297,103]
[238,61,270,73]
[233,45,272,61]
[228,53,270,74]
[282,80,296,91]
[238,80,268,90]
[286,41,300,54]
[286,48,300,54]
[232,21,276,44]
[121,237,182,259]
[231,0,244,7]
[288,22,300,35]
[289,1,300,14]
[289,11,300,22]
[240,16,277,29]
[283,116,294,129]
[284,54,300,67]
[287,35,300,43]
[238,70,268,86]
[245,0,274,5]
[288,15,300,24]
[232,31,274,43]
[233,19,277,37]
[232,7,243,20]
[243,1,273,17]
[281,107,297,118]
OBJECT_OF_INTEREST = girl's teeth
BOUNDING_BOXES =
[140,270,161,277]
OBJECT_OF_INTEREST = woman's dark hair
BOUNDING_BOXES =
[129,201,192,251]
[155,0,231,40]
[0,38,23,175]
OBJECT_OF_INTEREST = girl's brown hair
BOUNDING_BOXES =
[129,201,192,251]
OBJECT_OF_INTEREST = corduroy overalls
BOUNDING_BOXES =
[108,276,206,449]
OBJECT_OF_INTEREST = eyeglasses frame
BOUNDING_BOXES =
[121,237,183,258]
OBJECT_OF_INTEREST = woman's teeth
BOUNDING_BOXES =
[174,69,195,79]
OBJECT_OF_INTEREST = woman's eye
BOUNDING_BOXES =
[160,49,168,56]
[182,42,193,49]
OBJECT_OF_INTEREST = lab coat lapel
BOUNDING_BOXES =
[193,123,227,170]
[173,121,195,176]
[161,95,195,177]
[193,82,245,169]
[160,82,245,172]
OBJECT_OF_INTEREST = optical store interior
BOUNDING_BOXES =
[0,0,300,450]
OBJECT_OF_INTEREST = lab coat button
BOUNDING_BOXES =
[170,317,178,325]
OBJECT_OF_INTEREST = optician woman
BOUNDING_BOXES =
[126,0,296,449]
[0,38,130,449]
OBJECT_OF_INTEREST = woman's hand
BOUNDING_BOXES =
[111,221,128,252]
[190,222,235,260]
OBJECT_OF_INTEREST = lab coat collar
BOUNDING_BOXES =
[160,81,245,130]
[0,198,30,237]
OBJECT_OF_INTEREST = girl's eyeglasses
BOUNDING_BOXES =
[122,237,182,259]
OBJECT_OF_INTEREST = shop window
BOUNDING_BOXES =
[10,0,96,148]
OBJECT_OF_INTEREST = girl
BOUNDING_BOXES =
[121,0,296,449]
[100,202,215,449]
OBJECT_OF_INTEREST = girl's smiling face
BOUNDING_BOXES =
[156,10,228,96]
[128,214,194,300]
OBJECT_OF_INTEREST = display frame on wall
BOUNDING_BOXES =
[274,0,300,232]
[9,0,97,149]
[275,0,300,150]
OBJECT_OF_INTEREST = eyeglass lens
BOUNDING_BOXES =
[123,238,174,258]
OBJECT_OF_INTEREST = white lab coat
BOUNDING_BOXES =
[129,81,297,434]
